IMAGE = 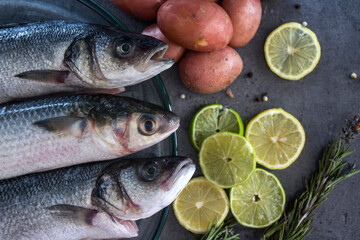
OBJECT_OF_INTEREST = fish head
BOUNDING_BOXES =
[92,157,195,220]
[66,27,174,88]
[90,96,179,156]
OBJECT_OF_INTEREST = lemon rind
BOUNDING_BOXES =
[199,132,256,188]
[245,108,305,169]
[190,104,244,151]
[264,22,321,81]
[173,177,229,234]
[229,168,286,228]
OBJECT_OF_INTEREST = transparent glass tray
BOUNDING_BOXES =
[0,0,177,239]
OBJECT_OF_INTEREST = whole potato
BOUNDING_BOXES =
[222,0,262,47]
[112,0,165,21]
[179,47,243,94]
[157,0,233,52]
[142,24,186,62]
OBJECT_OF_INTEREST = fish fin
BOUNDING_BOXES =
[47,205,98,226]
[15,70,70,84]
[0,22,30,29]
[75,87,125,95]
[34,116,87,138]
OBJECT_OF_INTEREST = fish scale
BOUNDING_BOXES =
[0,161,102,239]
[0,94,179,179]
[0,21,174,103]
[0,22,78,101]
[0,157,195,239]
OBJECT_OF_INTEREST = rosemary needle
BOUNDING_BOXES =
[262,139,360,240]
[198,218,240,240]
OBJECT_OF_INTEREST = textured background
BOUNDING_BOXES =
[95,1,360,239]
[96,0,360,239]
[94,0,360,240]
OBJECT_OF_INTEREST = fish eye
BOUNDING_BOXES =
[139,161,160,181]
[116,40,133,57]
[138,115,158,136]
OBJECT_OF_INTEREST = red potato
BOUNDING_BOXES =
[179,46,243,94]
[157,0,233,52]
[111,0,165,21]
[222,0,262,47]
[142,24,186,62]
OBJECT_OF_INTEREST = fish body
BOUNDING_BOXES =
[0,21,173,103]
[0,94,179,179]
[0,156,195,239]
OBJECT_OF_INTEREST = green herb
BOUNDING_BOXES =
[199,218,240,240]
[262,139,360,240]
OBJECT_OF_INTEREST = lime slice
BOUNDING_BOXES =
[199,132,256,188]
[245,108,305,169]
[190,104,244,151]
[230,168,286,228]
[264,22,321,80]
[173,177,229,234]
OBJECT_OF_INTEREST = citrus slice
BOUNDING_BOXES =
[199,132,256,188]
[264,22,321,80]
[173,177,229,234]
[245,108,305,169]
[190,104,244,151]
[230,168,286,228]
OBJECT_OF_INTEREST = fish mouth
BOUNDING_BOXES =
[166,115,180,132]
[112,217,139,237]
[161,158,195,191]
[145,43,174,65]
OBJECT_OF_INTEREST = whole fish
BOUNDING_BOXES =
[0,94,179,179]
[0,20,174,103]
[0,156,195,239]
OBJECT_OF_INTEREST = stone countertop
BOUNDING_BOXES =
[97,1,360,239]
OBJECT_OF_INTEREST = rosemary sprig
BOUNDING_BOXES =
[199,218,240,240]
[262,139,360,240]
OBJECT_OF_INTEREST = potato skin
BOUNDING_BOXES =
[179,47,243,94]
[157,0,233,52]
[142,24,186,62]
[222,0,262,47]
[112,0,165,21]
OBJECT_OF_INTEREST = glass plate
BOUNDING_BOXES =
[0,0,177,239]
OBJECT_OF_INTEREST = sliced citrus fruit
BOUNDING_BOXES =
[199,132,256,188]
[245,108,305,169]
[230,168,286,228]
[173,177,229,234]
[190,104,244,151]
[264,22,321,80]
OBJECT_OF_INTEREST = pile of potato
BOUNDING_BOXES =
[112,0,262,94]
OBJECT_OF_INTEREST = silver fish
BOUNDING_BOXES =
[0,20,174,103]
[0,94,179,179]
[0,156,195,239]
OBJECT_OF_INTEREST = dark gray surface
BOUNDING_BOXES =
[97,0,360,239]
[21,0,359,239]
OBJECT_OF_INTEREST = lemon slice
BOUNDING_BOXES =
[264,22,321,80]
[199,132,256,188]
[245,108,305,169]
[230,168,286,228]
[190,104,244,151]
[173,177,229,234]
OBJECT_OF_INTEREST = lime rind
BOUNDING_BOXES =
[230,168,286,228]
[245,108,305,169]
[190,104,244,151]
[173,177,229,234]
[264,22,321,80]
[199,132,256,188]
